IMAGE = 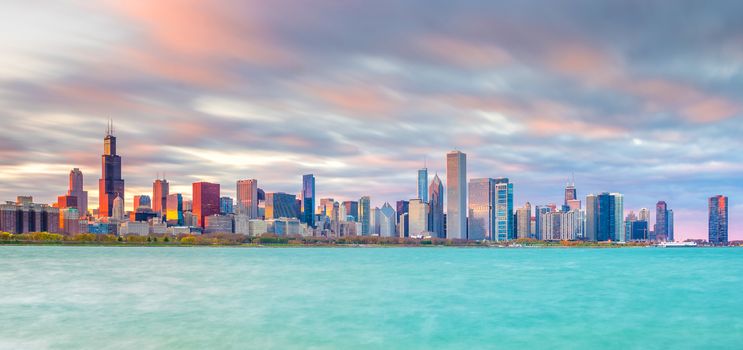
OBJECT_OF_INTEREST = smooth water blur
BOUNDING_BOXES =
[1,246,742,349]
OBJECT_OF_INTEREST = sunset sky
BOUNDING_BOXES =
[1,1,741,240]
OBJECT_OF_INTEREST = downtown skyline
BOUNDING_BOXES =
[1,1,742,240]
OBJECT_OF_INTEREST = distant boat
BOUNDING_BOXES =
[657,241,697,248]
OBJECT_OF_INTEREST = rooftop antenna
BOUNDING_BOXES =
[572,171,575,186]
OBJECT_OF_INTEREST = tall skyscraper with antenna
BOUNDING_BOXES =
[98,120,125,218]
[417,159,428,203]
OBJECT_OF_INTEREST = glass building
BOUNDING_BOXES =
[302,174,316,227]
[467,178,494,241]
[417,167,428,203]
[446,151,467,239]
[428,174,445,238]
[708,195,728,245]
[359,196,371,236]
[265,192,299,219]
[166,193,184,226]
[494,178,514,241]
[193,182,220,228]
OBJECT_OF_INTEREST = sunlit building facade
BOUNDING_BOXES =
[446,151,467,239]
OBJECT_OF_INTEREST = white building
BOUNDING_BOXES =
[409,199,429,237]
[120,221,149,236]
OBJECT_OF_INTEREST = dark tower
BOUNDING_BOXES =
[98,120,125,218]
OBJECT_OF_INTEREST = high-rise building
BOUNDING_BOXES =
[98,121,125,218]
[446,151,466,239]
[342,201,359,222]
[408,199,429,237]
[302,174,316,227]
[585,193,624,242]
[153,178,169,216]
[708,195,728,245]
[534,205,552,240]
[428,174,444,238]
[494,178,514,241]
[564,180,577,212]
[265,192,298,219]
[166,193,184,226]
[655,201,669,241]
[133,195,151,210]
[220,196,234,215]
[417,166,428,203]
[516,202,532,239]
[359,196,371,235]
[193,182,220,228]
[468,178,494,241]
[667,209,674,242]
[111,194,125,220]
[638,208,650,222]
[394,200,409,237]
[68,168,88,217]
[236,179,258,218]
[379,202,396,237]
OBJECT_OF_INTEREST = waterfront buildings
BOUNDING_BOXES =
[68,168,88,217]
[408,199,429,237]
[205,215,233,234]
[708,195,728,245]
[396,200,409,237]
[193,182,220,228]
[302,174,316,228]
[655,201,670,241]
[417,165,428,203]
[428,174,444,238]
[516,202,531,239]
[493,178,514,241]
[468,178,495,241]
[166,194,184,226]
[152,178,169,216]
[379,202,397,237]
[585,193,624,242]
[133,195,151,210]
[98,122,125,218]
[220,196,234,215]
[265,192,299,219]
[359,196,371,235]
[446,151,467,239]
[342,201,359,222]
[236,179,259,219]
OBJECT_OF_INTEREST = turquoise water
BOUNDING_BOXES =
[1,246,742,349]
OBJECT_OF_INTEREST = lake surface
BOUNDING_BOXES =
[1,246,741,349]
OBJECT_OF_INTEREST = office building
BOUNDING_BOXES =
[166,194,184,226]
[153,178,169,215]
[98,121,125,218]
[446,151,467,239]
[220,196,234,215]
[236,179,258,218]
[468,178,494,241]
[302,174,316,227]
[193,182,220,228]
[708,195,728,245]
[342,201,359,222]
[655,201,669,241]
[68,168,88,217]
[265,192,299,219]
[359,196,371,235]
[428,174,445,238]
[585,193,624,242]
[133,195,151,210]
[418,165,428,202]
[396,200,409,237]
[516,202,532,239]
[408,199,429,237]
[493,178,514,241]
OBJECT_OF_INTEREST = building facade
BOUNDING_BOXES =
[446,151,467,239]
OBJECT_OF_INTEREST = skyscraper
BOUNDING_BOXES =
[585,193,624,242]
[342,201,359,221]
[396,200,409,237]
[153,178,169,216]
[655,201,669,241]
[379,202,397,237]
[468,178,494,241]
[667,209,674,242]
[516,202,532,239]
[359,196,371,236]
[133,195,151,210]
[564,180,576,206]
[265,192,299,219]
[68,168,88,217]
[166,193,184,226]
[408,199,429,236]
[428,174,444,238]
[708,195,728,245]
[302,174,316,228]
[494,178,514,241]
[446,151,466,239]
[534,205,552,240]
[98,121,125,218]
[111,194,124,220]
[417,165,428,203]
[220,196,234,215]
[193,182,220,228]
[236,179,258,218]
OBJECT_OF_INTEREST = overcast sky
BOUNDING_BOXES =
[1,0,742,240]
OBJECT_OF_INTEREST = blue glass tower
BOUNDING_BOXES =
[417,167,428,203]
[302,174,315,228]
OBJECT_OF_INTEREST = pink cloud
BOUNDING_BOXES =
[416,35,512,68]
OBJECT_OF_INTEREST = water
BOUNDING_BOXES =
[1,246,741,349]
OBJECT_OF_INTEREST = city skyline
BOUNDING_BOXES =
[1,1,742,240]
